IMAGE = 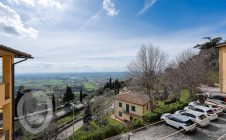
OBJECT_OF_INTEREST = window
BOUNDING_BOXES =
[126,104,129,112]
[119,102,122,107]
[131,106,136,112]
[119,111,122,117]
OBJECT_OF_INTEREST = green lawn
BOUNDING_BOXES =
[83,82,99,91]
[57,110,83,128]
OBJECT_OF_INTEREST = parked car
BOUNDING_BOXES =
[184,105,218,121]
[206,93,226,102]
[189,101,224,115]
[161,113,197,132]
[175,110,209,127]
[206,99,226,113]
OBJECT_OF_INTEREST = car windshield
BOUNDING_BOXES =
[211,105,218,108]
[184,119,194,126]
[199,115,206,120]
[207,110,214,114]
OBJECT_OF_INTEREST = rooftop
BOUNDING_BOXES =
[0,45,33,58]
[217,42,226,48]
[115,91,150,105]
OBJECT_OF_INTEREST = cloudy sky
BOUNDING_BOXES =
[0,0,226,73]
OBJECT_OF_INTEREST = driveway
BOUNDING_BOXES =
[56,119,83,140]
[116,113,226,140]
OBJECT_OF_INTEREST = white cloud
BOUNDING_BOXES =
[0,2,38,38]
[7,0,63,9]
[137,0,157,16]
[103,0,119,16]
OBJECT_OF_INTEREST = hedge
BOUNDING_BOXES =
[71,120,126,140]
[143,101,188,123]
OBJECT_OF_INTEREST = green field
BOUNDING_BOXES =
[83,82,99,91]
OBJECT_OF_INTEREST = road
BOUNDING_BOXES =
[115,113,226,140]
[56,119,83,140]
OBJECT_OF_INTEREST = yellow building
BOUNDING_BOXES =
[219,43,226,93]
[114,91,151,122]
[0,45,33,140]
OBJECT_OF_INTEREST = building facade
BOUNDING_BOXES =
[219,43,226,93]
[114,91,151,122]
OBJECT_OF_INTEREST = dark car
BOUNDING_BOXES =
[210,95,226,102]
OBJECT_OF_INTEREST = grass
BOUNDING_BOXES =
[83,82,99,91]
[180,89,190,103]
[57,110,83,128]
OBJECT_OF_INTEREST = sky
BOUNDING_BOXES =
[0,0,226,73]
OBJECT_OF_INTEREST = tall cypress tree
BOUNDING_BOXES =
[80,87,83,103]
[52,94,56,112]
[63,86,74,106]
[109,77,112,89]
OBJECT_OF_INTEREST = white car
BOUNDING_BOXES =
[161,113,197,132]
[175,110,209,127]
[184,105,218,121]
[207,99,226,113]
[189,101,224,115]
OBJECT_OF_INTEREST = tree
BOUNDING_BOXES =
[80,87,83,103]
[83,100,92,124]
[194,37,222,71]
[114,79,120,94]
[164,66,183,102]
[63,86,74,106]
[52,94,56,112]
[109,77,112,89]
[15,86,31,117]
[128,44,167,107]
[177,49,206,99]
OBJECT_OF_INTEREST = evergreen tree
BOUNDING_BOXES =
[83,100,92,124]
[63,86,74,106]
[109,77,112,89]
[114,79,120,94]
[15,86,32,117]
[80,87,83,103]
[52,94,56,112]
[194,37,222,71]
[15,86,25,117]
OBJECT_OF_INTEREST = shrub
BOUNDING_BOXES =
[72,119,126,140]
[143,112,160,123]
[143,101,189,124]
[131,117,144,129]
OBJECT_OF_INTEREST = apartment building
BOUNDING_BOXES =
[114,91,151,122]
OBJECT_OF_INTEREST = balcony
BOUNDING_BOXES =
[122,108,139,116]
[0,84,10,109]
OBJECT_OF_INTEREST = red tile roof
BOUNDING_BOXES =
[115,91,150,105]
[0,45,33,58]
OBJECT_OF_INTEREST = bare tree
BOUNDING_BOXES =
[128,44,167,108]
[164,66,184,102]
[177,49,206,99]
[91,95,114,127]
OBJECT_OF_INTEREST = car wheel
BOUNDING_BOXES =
[179,127,185,134]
